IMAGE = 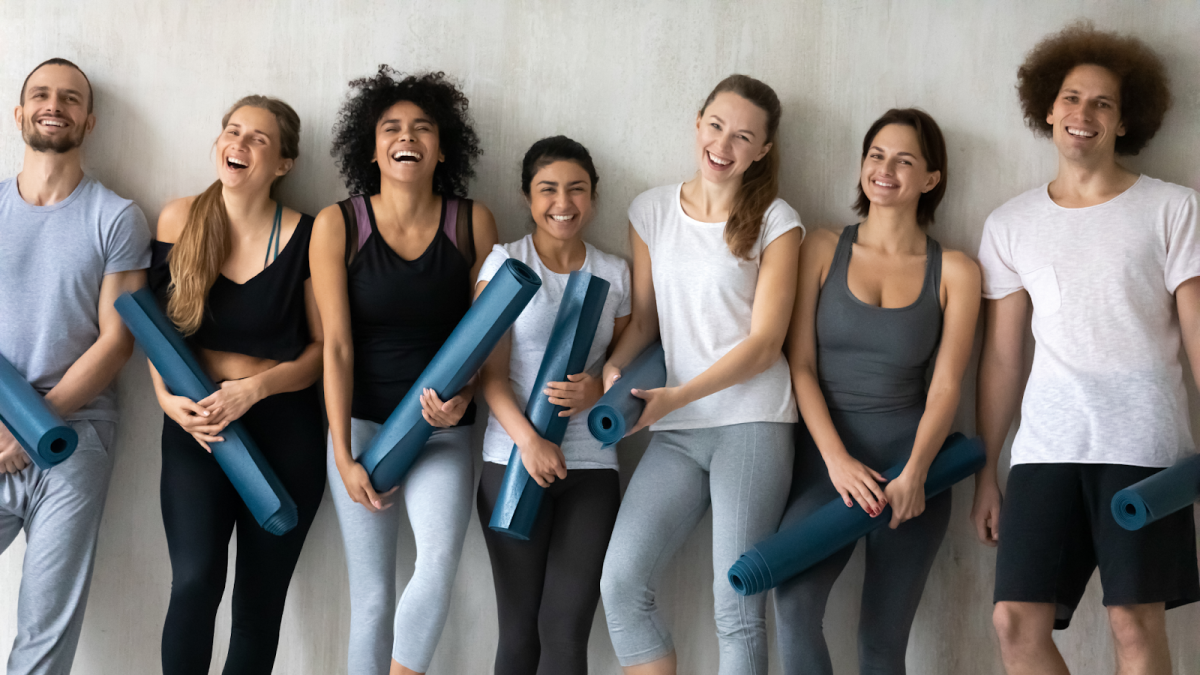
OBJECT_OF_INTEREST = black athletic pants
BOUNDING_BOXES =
[477,461,621,675]
[159,385,325,675]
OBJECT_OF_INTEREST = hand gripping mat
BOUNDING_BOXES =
[586,341,666,446]
[0,354,77,469]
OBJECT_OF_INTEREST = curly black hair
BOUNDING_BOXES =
[330,66,481,196]
[1017,22,1171,156]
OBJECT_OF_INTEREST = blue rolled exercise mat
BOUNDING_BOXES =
[586,341,666,446]
[1111,453,1200,531]
[0,354,78,469]
[727,433,985,596]
[360,258,542,491]
[489,271,611,540]
[114,288,298,536]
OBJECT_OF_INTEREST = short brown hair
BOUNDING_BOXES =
[853,108,948,228]
[1017,22,1170,156]
[20,58,93,113]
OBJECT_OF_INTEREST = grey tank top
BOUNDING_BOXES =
[815,224,943,414]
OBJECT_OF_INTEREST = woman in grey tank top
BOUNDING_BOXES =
[774,109,981,674]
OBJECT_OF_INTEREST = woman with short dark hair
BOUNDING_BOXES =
[773,108,981,675]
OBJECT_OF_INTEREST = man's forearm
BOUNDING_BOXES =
[44,331,135,417]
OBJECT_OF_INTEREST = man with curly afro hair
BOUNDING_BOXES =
[973,22,1200,675]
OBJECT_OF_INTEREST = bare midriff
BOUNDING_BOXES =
[197,348,280,384]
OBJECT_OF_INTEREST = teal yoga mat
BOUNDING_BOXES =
[0,354,77,469]
[586,341,666,446]
[115,288,298,536]
[1111,453,1200,531]
[360,259,542,491]
[728,433,985,596]
[489,271,610,540]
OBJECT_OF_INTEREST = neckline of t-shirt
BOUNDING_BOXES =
[526,234,591,277]
[673,183,728,227]
[7,174,92,213]
[1040,173,1146,212]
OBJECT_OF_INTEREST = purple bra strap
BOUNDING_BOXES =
[351,195,372,252]
[443,198,459,248]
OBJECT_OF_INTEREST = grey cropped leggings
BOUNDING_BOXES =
[327,420,474,674]
[600,422,794,675]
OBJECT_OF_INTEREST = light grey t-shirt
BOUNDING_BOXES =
[629,183,802,431]
[978,175,1200,467]
[0,175,151,422]
[478,235,631,470]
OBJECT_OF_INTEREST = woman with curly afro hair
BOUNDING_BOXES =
[975,23,1200,675]
[309,66,498,675]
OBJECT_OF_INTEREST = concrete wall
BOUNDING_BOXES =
[2,1,1199,673]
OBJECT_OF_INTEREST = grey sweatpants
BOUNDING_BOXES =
[0,420,115,675]
[600,422,794,675]
[327,419,473,674]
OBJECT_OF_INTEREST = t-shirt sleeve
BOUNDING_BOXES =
[627,190,655,249]
[616,259,632,318]
[477,244,510,285]
[1165,190,1200,293]
[103,203,151,275]
[760,199,803,251]
[977,212,1024,299]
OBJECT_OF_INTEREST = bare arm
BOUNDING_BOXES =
[886,250,982,528]
[602,224,660,389]
[626,227,802,434]
[1176,277,1200,389]
[970,290,1031,545]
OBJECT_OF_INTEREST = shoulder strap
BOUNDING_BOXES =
[443,197,476,268]
[337,195,373,266]
[925,235,943,297]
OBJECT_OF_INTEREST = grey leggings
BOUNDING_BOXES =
[600,422,794,675]
[773,415,951,675]
[327,420,474,674]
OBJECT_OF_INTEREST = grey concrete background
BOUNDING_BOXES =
[2,1,1198,673]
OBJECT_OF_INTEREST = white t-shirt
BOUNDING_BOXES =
[978,175,1200,467]
[629,183,803,430]
[478,235,631,470]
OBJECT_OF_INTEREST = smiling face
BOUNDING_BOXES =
[527,160,594,242]
[860,123,940,212]
[214,105,292,192]
[1046,64,1125,164]
[694,91,772,185]
[15,64,94,154]
[374,100,443,187]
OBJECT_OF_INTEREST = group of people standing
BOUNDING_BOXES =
[1,20,1197,675]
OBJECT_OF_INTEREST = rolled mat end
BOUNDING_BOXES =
[260,508,299,537]
[1111,489,1148,531]
[586,405,624,446]
[728,551,771,596]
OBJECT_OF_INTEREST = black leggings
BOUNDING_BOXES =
[477,462,620,675]
[159,385,325,675]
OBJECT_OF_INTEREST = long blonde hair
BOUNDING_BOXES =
[167,95,301,335]
[699,75,782,260]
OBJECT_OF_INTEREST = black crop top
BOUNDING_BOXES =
[148,214,315,362]
[348,197,476,425]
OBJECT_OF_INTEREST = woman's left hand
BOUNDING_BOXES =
[627,386,686,436]
[420,388,470,428]
[884,469,927,529]
[198,378,265,428]
[545,372,604,417]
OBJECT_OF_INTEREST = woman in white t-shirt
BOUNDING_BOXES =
[475,136,631,675]
[598,75,804,675]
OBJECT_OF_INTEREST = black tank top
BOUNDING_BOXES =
[815,224,943,414]
[148,215,314,361]
[349,197,477,425]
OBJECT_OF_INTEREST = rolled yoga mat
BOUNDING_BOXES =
[115,288,298,536]
[360,258,542,491]
[489,271,610,540]
[727,433,985,596]
[1110,453,1200,531]
[586,341,666,446]
[0,354,78,470]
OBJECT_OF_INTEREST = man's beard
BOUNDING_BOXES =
[23,117,85,154]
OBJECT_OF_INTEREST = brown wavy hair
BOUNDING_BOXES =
[167,95,301,335]
[699,75,782,260]
[853,108,948,228]
[1017,21,1171,156]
